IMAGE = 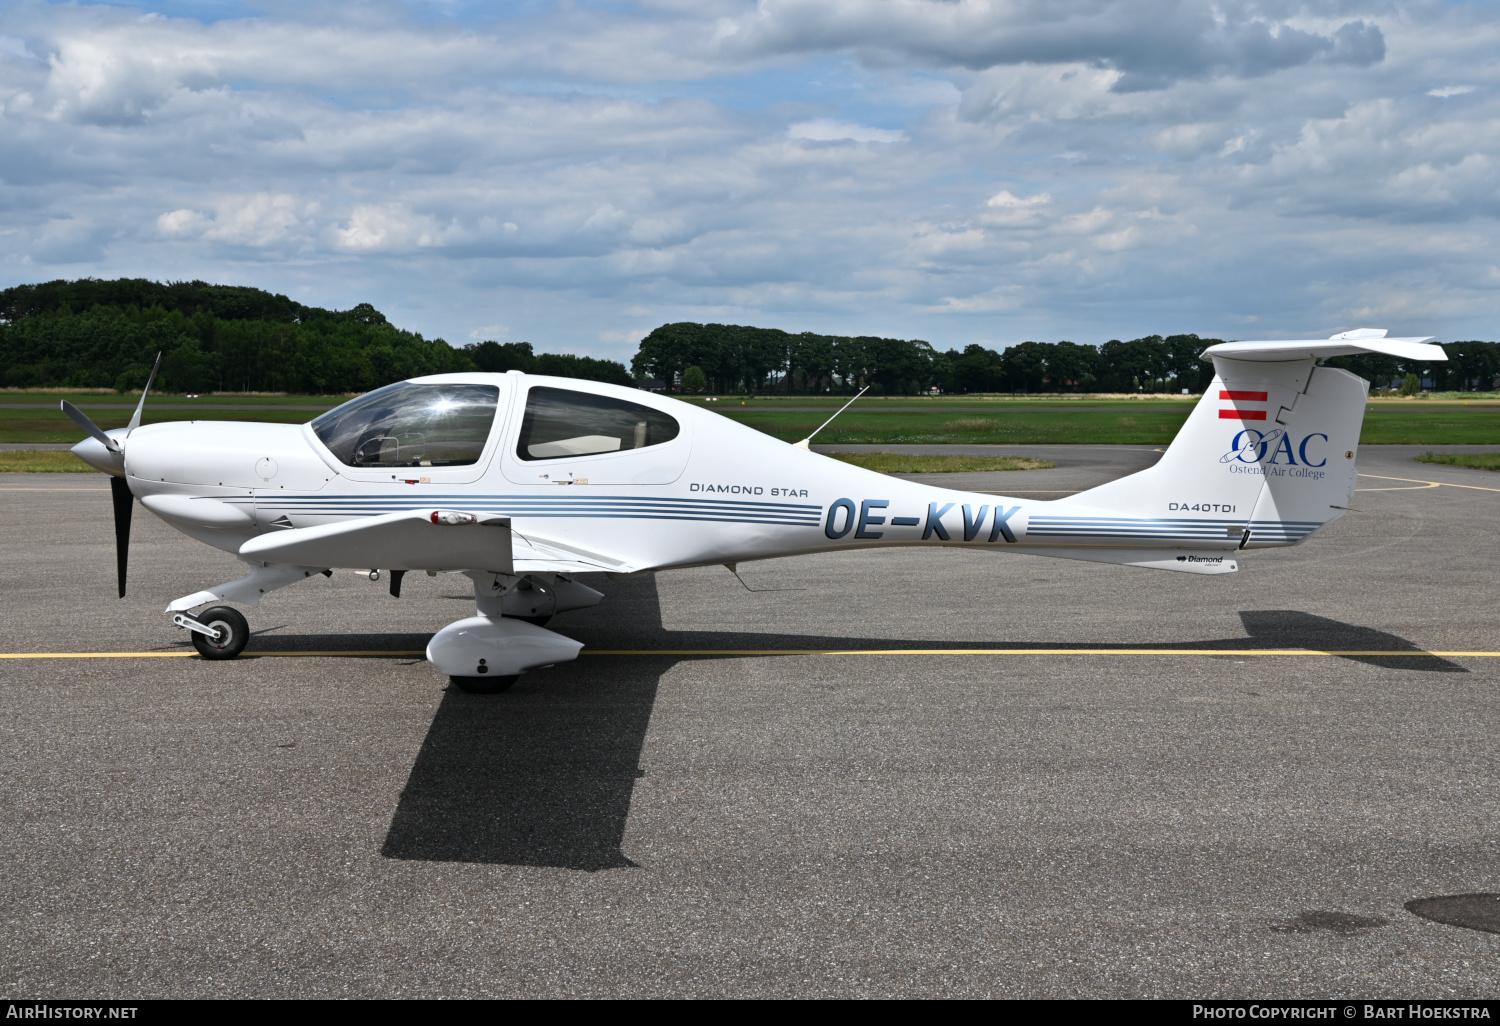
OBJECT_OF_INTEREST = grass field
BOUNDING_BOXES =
[718,406,1500,445]
[0,406,316,443]
[7,390,1500,445]
[731,408,1191,444]
[0,450,92,472]
[1413,451,1500,472]
[0,390,345,406]
[826,453,1055,473]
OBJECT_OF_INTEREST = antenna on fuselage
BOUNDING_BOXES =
[793,385,869,450]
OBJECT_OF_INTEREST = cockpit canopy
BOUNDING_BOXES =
[311,382,499,468]
[516,386,679,461]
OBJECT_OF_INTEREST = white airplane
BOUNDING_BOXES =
[66,329,1444,692]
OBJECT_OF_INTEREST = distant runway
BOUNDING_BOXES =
[1,444,1498,998]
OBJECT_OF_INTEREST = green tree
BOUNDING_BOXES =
[0,277,633,394]
[465,341,536,373]
[1049,341,1098,392]
[999,341,1050,392]
[1164,334,1216,393]
[680,365,708,392]
[945,344,1002,393]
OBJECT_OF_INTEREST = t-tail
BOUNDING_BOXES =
[1027,330,1446,570]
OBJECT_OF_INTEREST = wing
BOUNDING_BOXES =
[239,509,514,573]
[237,508,643,575]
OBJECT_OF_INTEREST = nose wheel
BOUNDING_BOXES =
[188,605,250,660]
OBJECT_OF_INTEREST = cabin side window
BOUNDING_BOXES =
[311,382,500,467]
[517,386,680,461]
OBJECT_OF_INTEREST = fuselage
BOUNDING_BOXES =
[78,371,1273,574]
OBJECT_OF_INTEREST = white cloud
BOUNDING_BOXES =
[720,1,1386,87]
[986,190,1050,209]
[929,288,1023,313]
[156,194,310,248]
[0,0,1496,356]
[0,34,33,60]
[788,119,906,143]
[334,204,460,252]
[580,203,629,233]
[599,328,648,345]
[982,189,1051,227]
[157,208,208,238]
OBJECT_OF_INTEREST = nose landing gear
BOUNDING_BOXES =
[177,605,250,660]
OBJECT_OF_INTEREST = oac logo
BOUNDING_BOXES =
[1219,428,1328,467]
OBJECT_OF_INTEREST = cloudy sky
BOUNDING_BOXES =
[0,1,1495,358]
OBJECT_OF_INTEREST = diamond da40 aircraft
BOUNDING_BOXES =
[66,329,1444,692]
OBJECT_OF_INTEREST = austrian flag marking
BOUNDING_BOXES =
[1218,389,1268,421]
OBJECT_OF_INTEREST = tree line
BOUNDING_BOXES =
[631,321,1225,394]
[0,279,630,393]
[4,280,1493,396]
[632,321,1500,394]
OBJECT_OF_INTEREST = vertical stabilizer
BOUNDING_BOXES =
[1067,357,1367,548]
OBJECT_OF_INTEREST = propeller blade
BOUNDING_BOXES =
[61,400,121,453]
[389,569,406,599]
[126,351,162,436]
[110,475,134,598]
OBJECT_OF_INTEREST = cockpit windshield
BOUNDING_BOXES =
[311,382,500,468]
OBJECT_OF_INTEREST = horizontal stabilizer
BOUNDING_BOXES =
[239,509,513,573]
[1202,332,1444,363]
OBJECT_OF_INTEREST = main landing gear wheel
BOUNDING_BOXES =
[509,614,552,627]
[191,605,249,660]
[450,674,519,694]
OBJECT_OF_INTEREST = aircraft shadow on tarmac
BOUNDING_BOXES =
[378,662,659,872]
[249,580,1462,872]
[1235,610,1465,673]
[249,582,1464,870]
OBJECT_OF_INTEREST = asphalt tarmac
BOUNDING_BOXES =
[1,445,1497,998]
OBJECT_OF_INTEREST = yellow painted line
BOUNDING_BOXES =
[0,651,198,659]
[582,648,1498,657]
[1359,473,1500,494]
[0,650,423,659]
[250,651,425,657]
[1,648,1494,660]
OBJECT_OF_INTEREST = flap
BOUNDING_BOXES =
[239,508,513,573]
[510,528,640,574]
